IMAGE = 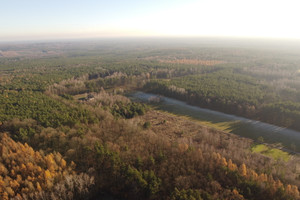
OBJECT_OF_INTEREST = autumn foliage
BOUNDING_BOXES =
[0,133,94,200]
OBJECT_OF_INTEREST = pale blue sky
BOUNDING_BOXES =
[1,0,300,41]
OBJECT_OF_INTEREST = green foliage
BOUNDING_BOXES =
[111,102,147,119]
[89,143,161,199]
[143,121,151,129]
[59,93,74,100]
[0,91,97,128]
[170,69,264,105]
[142,170,162,197]
[259,101,300,130]
[143,69,265,110]
[252,144,290,161]
[171,188,203,200]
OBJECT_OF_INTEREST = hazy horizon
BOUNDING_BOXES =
[1,0,300,42]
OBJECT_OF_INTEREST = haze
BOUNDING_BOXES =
[1,0,300,41]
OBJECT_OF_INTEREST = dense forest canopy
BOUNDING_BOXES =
[0,39,299,200]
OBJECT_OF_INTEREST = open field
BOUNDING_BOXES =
[251,144,290,162]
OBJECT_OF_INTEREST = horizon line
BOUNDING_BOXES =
[1,35,300,44]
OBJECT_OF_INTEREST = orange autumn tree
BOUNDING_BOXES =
[212,150,300,199]
[0,133,94,200]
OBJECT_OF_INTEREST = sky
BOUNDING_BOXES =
[1,0,300,41]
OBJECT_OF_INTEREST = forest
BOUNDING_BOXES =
[0,39,299,200]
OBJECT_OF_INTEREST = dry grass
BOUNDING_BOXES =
[0,50,19,57]
[138,110,242,142]
[140,110,292,163]
[0,50,62,58]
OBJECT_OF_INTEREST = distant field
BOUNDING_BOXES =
[158,59,224,66]
[0,50,19,57]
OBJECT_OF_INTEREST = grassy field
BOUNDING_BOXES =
[195,120,238,132]
[157,108,291,162]
[251,144,290,161]
[152,108,236,132]
[149,103,292,162]
[174,112,291,162]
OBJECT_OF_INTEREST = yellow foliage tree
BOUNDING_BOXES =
[0,133,91,199]
[220,157,227,167]
[239,163,247,177]
[227,159,237,171]
[61,158,67,169]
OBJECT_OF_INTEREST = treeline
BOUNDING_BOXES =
[259,102,300,130]
[143,69,300,131]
